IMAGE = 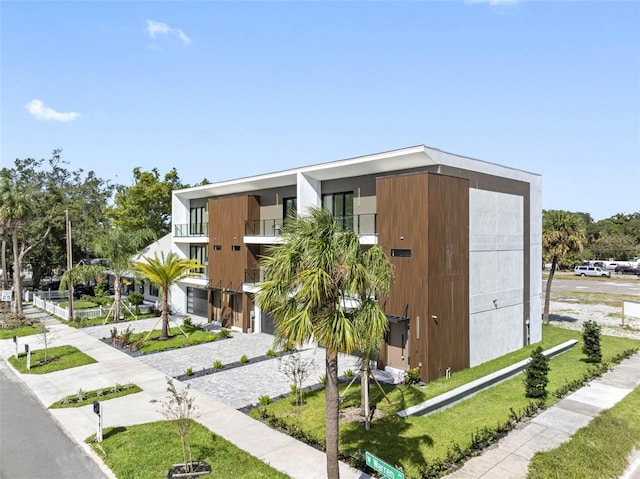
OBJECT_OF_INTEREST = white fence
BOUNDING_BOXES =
[32,293,151,322]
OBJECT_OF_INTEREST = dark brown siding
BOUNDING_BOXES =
[425,174,469,381]
[377,172,469,383]
[207,195,260,332]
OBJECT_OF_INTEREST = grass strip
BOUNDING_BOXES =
[89,420,290,479]
[131,327,227,354]
[0,324,44,339]
[50,383,142,409]
[67,312,155,328]
[528,384,640,479]
[251,326,639,478]
[8,345,96,374]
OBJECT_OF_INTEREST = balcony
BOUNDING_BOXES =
[244,268,265,285]
[175,223,209,237]
[245,219,285,237]
[244,214,377,237]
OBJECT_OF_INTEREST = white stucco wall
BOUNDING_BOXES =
[469,189,525,366]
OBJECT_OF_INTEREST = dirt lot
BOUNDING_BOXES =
[546,276,640,340]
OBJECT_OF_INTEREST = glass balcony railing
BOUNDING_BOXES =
[175,223,209,237]
[245,219,285,236]
[244,214,377,237]
[244,268,265,285]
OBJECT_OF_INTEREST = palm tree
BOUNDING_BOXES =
[257,207,393,479]
[135,252,204,340]
[61,227,153,321]
[542,210,586,324]
[0,176,32,314]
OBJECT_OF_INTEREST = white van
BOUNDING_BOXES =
[574,265,611,278]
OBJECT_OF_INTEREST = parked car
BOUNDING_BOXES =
[574,265,611,278]
[73,284,95,299]
[614,265,640,275]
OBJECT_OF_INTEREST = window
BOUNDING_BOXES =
[212,245,222,251]
[283,197,297,223]
[190,245,207,276]
[231,245,241,251]
[322,192,353,230]
[391,249,412,258]
[189,206,206,235]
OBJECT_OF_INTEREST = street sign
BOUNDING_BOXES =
[1,290,11,302]
[365,451,404,479]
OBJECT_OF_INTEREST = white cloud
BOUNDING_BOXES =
[145,19,191,45]
[25,99,80,122]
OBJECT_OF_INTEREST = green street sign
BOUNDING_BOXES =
[365,451,405,479]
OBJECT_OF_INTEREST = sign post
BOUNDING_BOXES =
[365,451,405,479]
[1,290,11,327]
[93,401,103,442]
[25,344,31,370]
[12,335,18,359]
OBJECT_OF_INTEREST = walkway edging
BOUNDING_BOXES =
[398,339,578,417]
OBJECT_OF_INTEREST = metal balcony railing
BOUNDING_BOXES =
[174,223,209,237]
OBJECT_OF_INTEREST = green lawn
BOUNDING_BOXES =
[90,420,290,479]
[8,345,96,374]
[127,327,227,354]
[251,325,640,478]
[67,312,155,328]
[50,383,142,408]
[528,384,640,479]
[0,323,44,339]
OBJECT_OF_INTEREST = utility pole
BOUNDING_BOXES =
[65,210,74,321]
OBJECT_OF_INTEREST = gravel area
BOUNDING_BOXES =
[548,300,640,340]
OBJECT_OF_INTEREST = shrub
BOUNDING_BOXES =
[76,388,87,402]
[258,395,271,406]
[217,329,231,339]
[524,346,550,399]
[343,369,354,378]
[213,360,224,370]
[185,367,194,377]
[240,354,249,364]
[266,349,277,357]
[582,320,602,363]
[319,374,327,385]
[405,367,421,385]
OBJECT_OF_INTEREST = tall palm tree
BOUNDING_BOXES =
[0,176,32,314]
[257,207,393,479]
[542,210,586,324]
[135,252,204,340]
[61,227,153,320]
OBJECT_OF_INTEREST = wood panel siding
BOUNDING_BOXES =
[377,172,469,383]
[208,195,260,331]
[425,174,469,382]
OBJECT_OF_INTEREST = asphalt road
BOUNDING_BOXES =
[544,275,640,296]
[0,360,109,479]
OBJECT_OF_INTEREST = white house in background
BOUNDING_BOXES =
[165,145,542,383]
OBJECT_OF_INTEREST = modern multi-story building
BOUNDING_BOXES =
[169,145,542,382]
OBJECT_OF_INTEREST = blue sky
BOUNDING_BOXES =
[1,0,638,221]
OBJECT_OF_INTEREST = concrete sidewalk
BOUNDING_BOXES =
[445,353,640,479]
[4,305,640,479]
[1,306,369,479]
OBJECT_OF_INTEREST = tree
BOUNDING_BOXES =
[524,346,549,399]
[542,210,586,324]
[110,167,183,237]
[152,379,200,474]
[589,235,637,261]
[582,320,602,363]
[257,207,393,479]
[3,151,113,290]
[61,227,153,321]
[135,252,203,340]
